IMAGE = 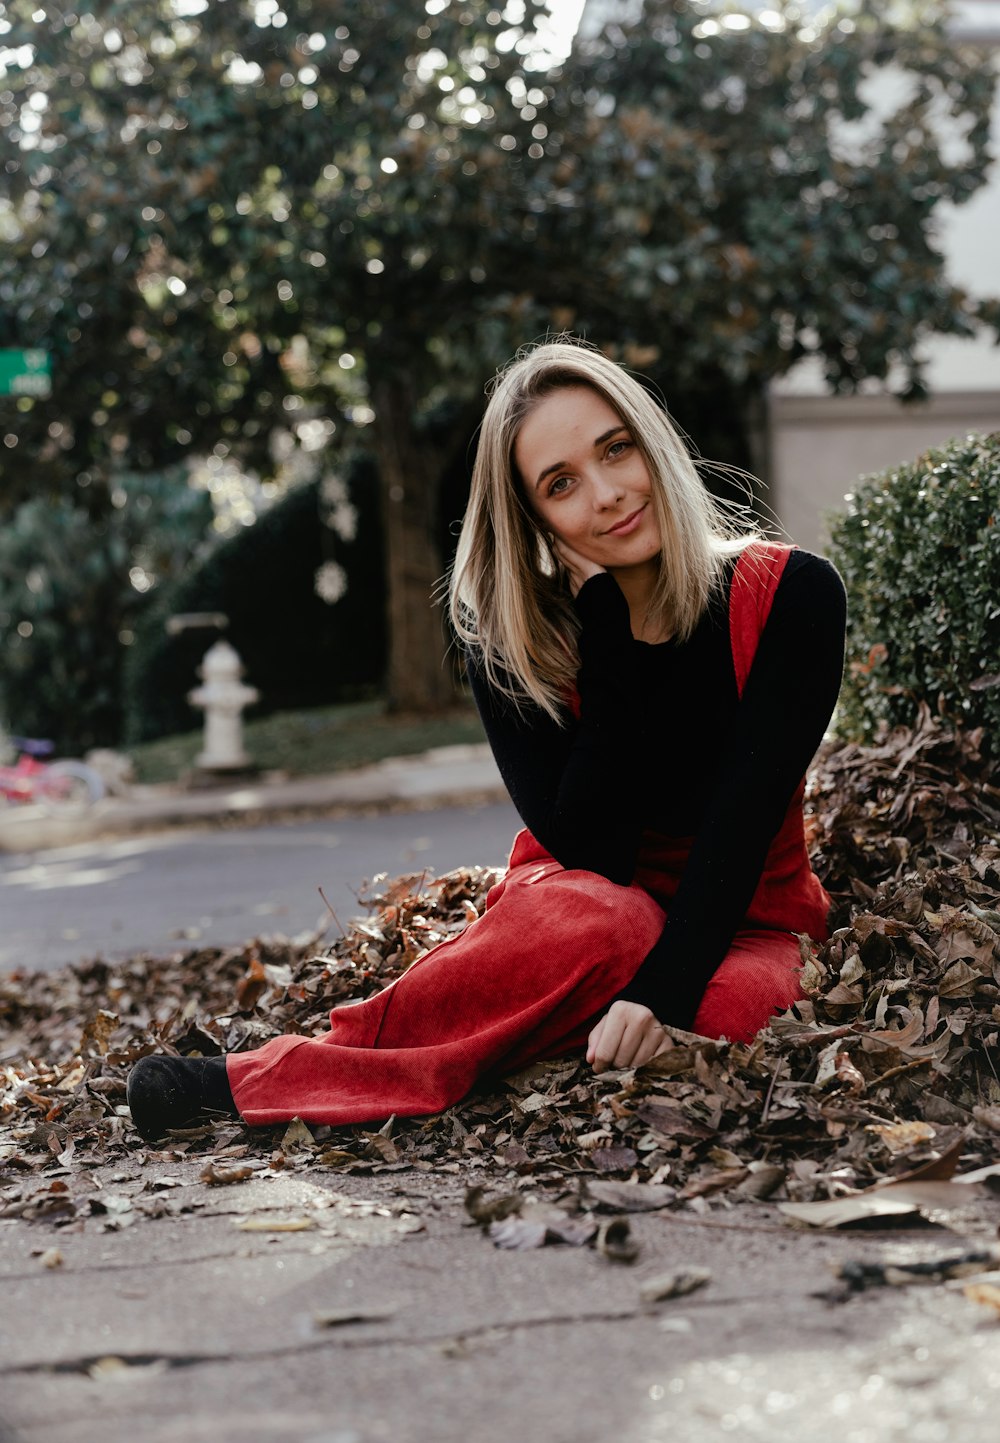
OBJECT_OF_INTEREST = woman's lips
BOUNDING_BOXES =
[605,504,647,536]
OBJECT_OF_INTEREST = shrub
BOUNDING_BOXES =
[123,456,387,744]
[826,432,1000,751]
[0,470,212,752]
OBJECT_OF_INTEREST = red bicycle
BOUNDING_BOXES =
[0,736,106,810]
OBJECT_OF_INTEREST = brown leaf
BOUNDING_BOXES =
[487,1202,595,1250]
[487,1216,550,1250]
[736,1164,786,1200]
[639,1268,712,1303]
[79,1009,120,1056]
[680,1167,748,1200]
[834,1051,866,1093]
[464,1186,522,1225]
[235,955,268,1012]
[591,1145,639,1173]
[363,1132,400,1165]
[867,1121,936,1155]
[236,1216,315,1233]
[641,1041,719,1078]
[595,1216,638,1264]
[280,1117,315,1151]
[835,1246,1000,1291]
[938,959,986,997]
[200,1161,256,1186]
[636,1101,714,1142]
[585,1180,677,1212]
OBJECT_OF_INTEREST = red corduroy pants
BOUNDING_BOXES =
[227,830,808,1128]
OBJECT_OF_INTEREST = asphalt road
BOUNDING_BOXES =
[0,800,522,974]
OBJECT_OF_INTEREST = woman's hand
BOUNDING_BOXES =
[551,536,605,597]
[586,1000,669,1074]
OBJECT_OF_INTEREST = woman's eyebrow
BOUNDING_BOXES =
[533,425,628,490]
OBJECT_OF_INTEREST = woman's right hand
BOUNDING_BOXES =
[586,999,669,1074]
[551,537,606,598]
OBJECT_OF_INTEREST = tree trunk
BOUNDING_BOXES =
[370,374,457,713]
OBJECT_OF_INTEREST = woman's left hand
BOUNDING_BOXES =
[586,1000,669,1074]
[551,536,605,597]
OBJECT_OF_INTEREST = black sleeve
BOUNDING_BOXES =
[467,573,646,884]
[616,552,847,1029]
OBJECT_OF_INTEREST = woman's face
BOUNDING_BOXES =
[514,385,661,576]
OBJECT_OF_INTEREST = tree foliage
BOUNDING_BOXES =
[558,0,997,397]
[1,0,996,722]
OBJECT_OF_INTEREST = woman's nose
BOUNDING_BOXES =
[590,471,623,507]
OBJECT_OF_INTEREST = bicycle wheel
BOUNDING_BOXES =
[38,761,107,811]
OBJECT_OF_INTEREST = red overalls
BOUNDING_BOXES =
[227,543,830,1127]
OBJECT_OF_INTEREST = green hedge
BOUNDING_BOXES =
[0,471,212,752]
[826,432,1000,751]
[123,457,387,744]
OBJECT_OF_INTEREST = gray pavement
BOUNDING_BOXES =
[3,1159,1000,1443]
[0,803,521,974]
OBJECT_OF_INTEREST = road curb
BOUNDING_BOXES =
[0,745,507,854]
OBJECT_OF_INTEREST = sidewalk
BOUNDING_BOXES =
[0,744,507,854]
[4,1156,1000,1443]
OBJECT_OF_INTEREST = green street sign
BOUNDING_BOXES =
[0,349,52,398]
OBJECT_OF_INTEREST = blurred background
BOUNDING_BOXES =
[1,0,998,773]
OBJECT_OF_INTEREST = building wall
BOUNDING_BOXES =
[768,390,1000,553]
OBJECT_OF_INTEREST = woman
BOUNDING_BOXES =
[127,339,845,1142]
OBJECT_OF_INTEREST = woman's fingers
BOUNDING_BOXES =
[585,1017,606,1065]
[631,1026,669,1070]
[551,538,605,596]
[589,1011,629,1074]
[589,1001,664,1073]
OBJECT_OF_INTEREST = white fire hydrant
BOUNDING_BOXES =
[188,640,259,771]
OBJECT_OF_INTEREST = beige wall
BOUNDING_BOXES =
[768,390,1000,555]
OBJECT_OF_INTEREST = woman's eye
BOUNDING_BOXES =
[608,438,631,457]
[548,475,570,496]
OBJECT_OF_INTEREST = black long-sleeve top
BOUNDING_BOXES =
[468,549,847,1029]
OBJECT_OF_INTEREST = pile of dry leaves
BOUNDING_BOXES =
[2,703,999,1223]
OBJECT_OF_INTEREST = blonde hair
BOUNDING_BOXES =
[449,338,758,721]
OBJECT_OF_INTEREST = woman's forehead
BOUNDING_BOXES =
[516,386,623,458]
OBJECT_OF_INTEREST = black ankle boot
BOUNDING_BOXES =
[126,1054,239,1142]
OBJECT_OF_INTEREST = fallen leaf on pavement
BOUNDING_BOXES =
[488,1202,597,1250]
[595,1216,639,1264]
[313,1305,398,1328]
[585,1180,677,1212]
[464,1186,523,1225]
[200,1161,256,1186]
[779,1178,989,1229]
[639,1269,712,1303]
[280,1117,315,1151]
[832,1246,1000,1291]
[235,1216,315,1233]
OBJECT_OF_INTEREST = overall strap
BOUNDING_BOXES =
[729,542,796,698]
